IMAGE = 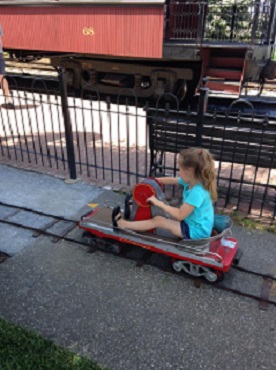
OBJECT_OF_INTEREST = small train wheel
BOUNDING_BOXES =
[82,231,97,247]
[204,270,219,282]
[106,243,122,255]
[205,270,225,283]
[232,249,243,266]
[102,239,124,255]
[171,260,182,273]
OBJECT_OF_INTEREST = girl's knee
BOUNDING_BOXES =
[152,215,166,226]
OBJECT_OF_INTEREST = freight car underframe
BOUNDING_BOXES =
[8,42,273,99]
[50,54,200,99]
[50,47,271,99]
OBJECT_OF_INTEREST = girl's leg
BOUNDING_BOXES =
[0,76,10,100]
[118,215,184,238]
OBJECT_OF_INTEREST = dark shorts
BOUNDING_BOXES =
[180,220,191,239]
[0,57,5,75]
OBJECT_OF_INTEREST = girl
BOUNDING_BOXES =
[112,147,217,240]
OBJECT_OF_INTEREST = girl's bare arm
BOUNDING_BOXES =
[155,177,179,185]
[148,196,194,221]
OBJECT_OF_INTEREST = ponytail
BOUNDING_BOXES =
[199,149,217,202]
[179,147,218,202]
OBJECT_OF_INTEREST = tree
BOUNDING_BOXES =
[204,0,258,42]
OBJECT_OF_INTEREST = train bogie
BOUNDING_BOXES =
[51,56,198,98]
[82,230,124,255]
[171,260,224,282]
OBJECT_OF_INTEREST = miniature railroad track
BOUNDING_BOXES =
[0,201,275,309]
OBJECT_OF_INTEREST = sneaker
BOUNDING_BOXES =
[1,102,15,109]
[112,205,122,229]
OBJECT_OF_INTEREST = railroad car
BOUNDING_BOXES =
[0,0,276,99]
[79,179,242,282]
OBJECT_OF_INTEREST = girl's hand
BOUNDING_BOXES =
[147,196,159,206]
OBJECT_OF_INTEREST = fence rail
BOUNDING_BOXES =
[0,72,275,222]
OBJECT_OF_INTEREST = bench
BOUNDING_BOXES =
[147,109,276,176]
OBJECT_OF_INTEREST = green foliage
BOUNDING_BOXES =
[0,318,109,370]
[205,0,258,41]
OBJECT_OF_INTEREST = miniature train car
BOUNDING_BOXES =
[79,179,242,282]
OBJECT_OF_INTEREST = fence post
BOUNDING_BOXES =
[196,2,205,43]
[59,68,77,179]
[196,79,209,146]
[251,2,260,43]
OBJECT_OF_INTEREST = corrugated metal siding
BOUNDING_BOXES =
[0,6,164,58]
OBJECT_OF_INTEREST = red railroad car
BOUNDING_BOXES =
[1,0,276,99]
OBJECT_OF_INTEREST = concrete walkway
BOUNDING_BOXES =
[0,164,275,370]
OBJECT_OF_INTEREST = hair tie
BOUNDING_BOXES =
[198,149,203,155]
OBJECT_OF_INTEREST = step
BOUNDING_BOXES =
[209,57,244,69]
[206,78,240,85]
[206,68,242,81]
[209,48,246,58]
[206,80,240,94]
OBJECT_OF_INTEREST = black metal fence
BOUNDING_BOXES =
[0,73,275,222]
[166,0,276,44]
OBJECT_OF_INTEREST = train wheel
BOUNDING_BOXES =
[205,269,225,283]
[102,240,123,255]
[82,231,97,247]
[171,260,182,273]
[232,249,243,266]
[204,270,220,283]
[82,232,124,255]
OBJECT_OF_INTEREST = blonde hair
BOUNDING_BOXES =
[178,147,218,202]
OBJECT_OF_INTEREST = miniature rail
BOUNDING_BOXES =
[0,201,275,309]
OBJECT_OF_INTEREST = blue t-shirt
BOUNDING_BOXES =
[178,178,214,239]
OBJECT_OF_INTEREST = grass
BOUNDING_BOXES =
[0,318,109,370]
[228,211,276,233]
